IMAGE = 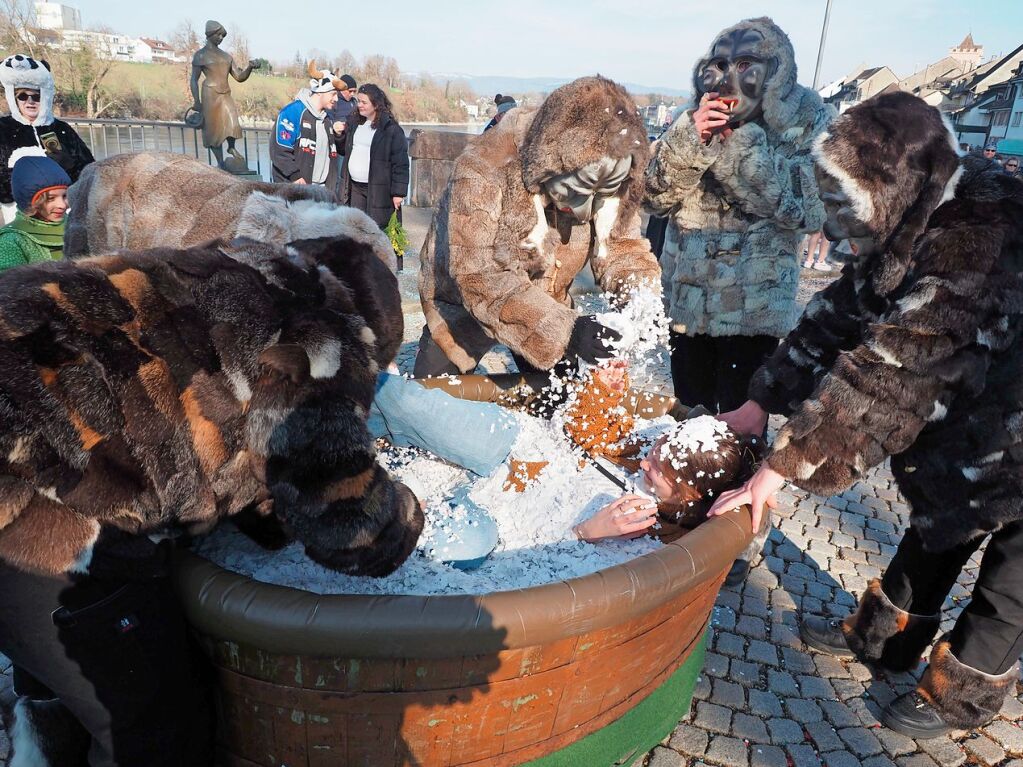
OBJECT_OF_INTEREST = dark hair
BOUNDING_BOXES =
[357,83,394,129]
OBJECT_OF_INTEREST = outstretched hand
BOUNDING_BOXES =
[707,465,784,534]
[718,399,768,436]
[574,494,658,541]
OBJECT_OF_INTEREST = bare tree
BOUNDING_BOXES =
[334,49,358,79]
[381,56,400,89]
[0,0,45,57]
[226,21,250,67]
[361,53,386,86]
[168,19,201,59]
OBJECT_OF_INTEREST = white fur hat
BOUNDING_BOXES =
[0,54,55,128]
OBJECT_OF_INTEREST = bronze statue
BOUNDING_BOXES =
[188,20,260,173]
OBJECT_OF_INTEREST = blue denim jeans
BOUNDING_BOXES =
[368,374,520,476]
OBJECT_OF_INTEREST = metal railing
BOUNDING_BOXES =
[64,118,274,180]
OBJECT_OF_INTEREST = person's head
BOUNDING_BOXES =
[1004,157,1019,174]
[338,74,357,102]
[637,416,757,508]
[983,141,998,160]
[204,20,226,46]
[306,61,342,112]
[0,54,55,128]
[10,152,70,221]
[812,91,961,294]
[693,17,795,131]
[357,84,393,129]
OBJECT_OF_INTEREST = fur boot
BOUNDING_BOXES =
[8,696,90,767]
[842,579,940,671]
[918,635,1018,730]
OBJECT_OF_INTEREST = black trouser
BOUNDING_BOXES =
[669,331,779,413]
[0,561,214,766]
[645,215,669,259]
[350,180,403,270]
[882,522,1023,675]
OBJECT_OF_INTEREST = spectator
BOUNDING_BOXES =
[327,73,358,146]
[1003,156,1019,177]
[0,54,93,224]
[983,141,1000,163]
[483,93,517,132]
[0,152,69,270]
[269,62,340,187]
[801,229,832,271]
[338,83,409,229]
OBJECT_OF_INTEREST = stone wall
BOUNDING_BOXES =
[408,129,475,208]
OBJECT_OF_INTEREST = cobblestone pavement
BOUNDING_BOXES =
[2,232,1020,767]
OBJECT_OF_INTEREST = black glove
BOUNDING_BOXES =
[565,315,622,364]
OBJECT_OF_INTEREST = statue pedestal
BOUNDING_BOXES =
[227,169,262,181]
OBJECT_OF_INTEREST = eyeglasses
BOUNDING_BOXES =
[1008,164,1020,169]
[15,92,40,103]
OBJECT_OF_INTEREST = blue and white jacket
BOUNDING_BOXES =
[270,92,338,188]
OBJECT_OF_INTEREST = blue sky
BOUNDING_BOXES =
[70,1,1023,91]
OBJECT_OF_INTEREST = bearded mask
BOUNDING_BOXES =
[542,155,632,223]
[698,26,775,126]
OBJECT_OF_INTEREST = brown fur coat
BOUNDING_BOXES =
[418,76,660,372]
[0,235,421,577]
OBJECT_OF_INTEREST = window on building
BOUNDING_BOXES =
[1014,112,1023,128]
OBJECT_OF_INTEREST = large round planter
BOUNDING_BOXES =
[174,508,753,766]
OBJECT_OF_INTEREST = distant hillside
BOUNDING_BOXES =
[427,72,689,99]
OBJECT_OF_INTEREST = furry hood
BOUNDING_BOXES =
[691,17,820,136]
[813,91,962,294]
[0,54,54,128]
[519,75,648,194]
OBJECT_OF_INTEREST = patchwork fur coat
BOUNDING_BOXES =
[419,76,660,372]
[0,235,421,577]
[66,152,396,269]
[645,17,834,338]
[751,93,1023,552]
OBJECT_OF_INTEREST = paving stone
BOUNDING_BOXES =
[895,755,939,767]
[714,606,738,631]
[780,648,817,674]
[787,743,824,767]
[717,632,746,658]
[748,640,780,667]
[737,616,768,640]
[717,590,742,611]
[766,717,806,745]
[712,679,747,710]
[823,752,862,767]
[813,654,850,679]
[693,673,712,701]
[862,757,897,767]
[729,660,763,687]
[915,736,966,767]
[983,719,1023,753]
[744,597,770,620]
[669,723,709,758]
[873,727,917,756]
[818,700,859,729]
[750,744,789,767]
[830,679,866,701]
[648,745,686,767]
[706,735,750,767]
[781,574,809,595]
[1002,695,1023,720]
[805,581,834,601]
[695,701,733,734]
[836,726,883,757]
[785,698,824,724]
[732,713,770,743]
[846,696,881,727]
[804,721,843,751]
[767,670,800,697]
[798,675,836,699]
[748,690,784,719]
[771,623,803,650]
[705,651,730,678]
[962,733,1006,765]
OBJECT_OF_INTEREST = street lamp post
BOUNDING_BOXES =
[813,0,835,90]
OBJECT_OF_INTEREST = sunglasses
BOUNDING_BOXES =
[1008,164,1019,169]
[16,92,40,103]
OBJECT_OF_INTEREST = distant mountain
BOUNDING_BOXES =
[422,72,689,100]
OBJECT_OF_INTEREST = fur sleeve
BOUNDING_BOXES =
[644,111,722,215]
[749,271,863,416]
[766,224,1003,494]
[448,153,578,370]
[711,121,826,232]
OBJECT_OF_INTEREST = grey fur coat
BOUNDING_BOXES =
[646,17,835,338]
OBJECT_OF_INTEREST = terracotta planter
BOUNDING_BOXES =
[173,509,752,766]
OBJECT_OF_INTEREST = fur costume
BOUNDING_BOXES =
[418,76,660,372]
[563,370,634,457]
[750,92,1023,553]
[917,635,1019,729]
[841,578,941,671]
[0,235,421,577]
[645,17,834,337]
[65,152,395,268]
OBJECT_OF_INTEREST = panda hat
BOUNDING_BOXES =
[0,54,55,127]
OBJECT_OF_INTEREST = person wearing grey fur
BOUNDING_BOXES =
[645,17,833,579]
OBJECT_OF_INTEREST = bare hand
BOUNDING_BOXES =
[693,92,732,144]
[392,196,403,209]
[707,465,784,534]
[718,400,768,436]
[574,494,658,541]
[294,178,308,185]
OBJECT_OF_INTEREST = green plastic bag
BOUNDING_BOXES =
[384,210,409,259]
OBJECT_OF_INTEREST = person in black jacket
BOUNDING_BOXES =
[339,83,409,230]
[0,54,93,222]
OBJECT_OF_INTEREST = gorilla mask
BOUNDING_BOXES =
[699,27,775,126]
[542,154,632,223]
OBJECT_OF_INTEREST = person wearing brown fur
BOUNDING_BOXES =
[414,76,660,376]
[0,235,422,765]
[711,92,1023,738]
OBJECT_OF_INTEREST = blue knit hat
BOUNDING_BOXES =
[10,151,70,211]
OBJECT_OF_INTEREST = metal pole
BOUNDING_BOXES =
[813,0,834,91]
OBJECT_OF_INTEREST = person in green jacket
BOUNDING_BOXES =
[0,150,69,270]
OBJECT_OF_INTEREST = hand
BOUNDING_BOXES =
[565,315,622,364]
[294,178,308,185]
[593,359,628,393]
[332,122,344,134]
[392,196,403,209]
[718,399,768,436]
[707,465,784,534]
[693,92,732,144]
[574,494,658,541]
